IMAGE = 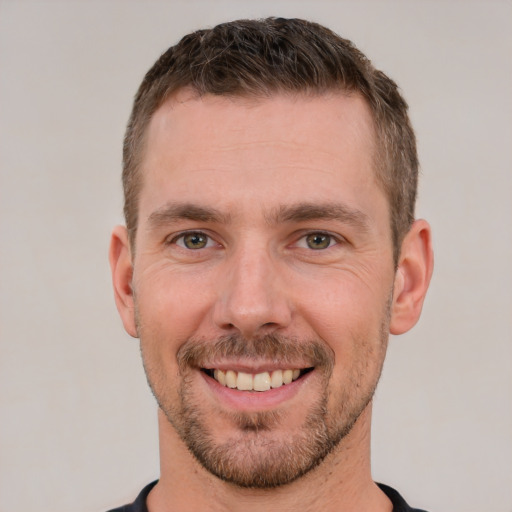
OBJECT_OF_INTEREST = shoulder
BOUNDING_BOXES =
[106,481,158,512]
[378,483,430,512]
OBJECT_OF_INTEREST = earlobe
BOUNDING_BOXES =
[389,219,434,335]
[109,225,138,338]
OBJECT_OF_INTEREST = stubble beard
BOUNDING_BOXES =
[173,373,355,489]
[139,327,389,489]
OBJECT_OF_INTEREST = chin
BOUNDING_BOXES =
[156,374,373,489]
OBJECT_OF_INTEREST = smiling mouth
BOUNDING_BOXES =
[202,368,313,392]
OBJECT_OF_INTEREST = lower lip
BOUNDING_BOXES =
[201,370,313,411]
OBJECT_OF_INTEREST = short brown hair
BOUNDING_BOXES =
[123,17,418,261]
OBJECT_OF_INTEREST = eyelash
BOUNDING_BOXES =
[168,231,218,250]
[295,231,342,250]
[167,230,343,251]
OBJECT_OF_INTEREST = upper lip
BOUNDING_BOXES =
[200,360,313,373]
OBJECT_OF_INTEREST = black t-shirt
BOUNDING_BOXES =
[107,481,428,512]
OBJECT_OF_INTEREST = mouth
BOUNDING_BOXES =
[202,367,314,392]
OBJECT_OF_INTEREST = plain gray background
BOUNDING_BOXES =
[1,1,511,511]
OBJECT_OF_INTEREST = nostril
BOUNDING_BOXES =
[260,322,280,331]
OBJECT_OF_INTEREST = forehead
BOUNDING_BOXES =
[139,91,381,222]
[146,90,376,158]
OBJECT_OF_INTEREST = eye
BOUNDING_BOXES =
[173,231,215,250]
[296,232,339,250]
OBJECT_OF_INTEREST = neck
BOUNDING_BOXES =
[147,405,392,512]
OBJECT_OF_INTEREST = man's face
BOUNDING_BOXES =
[129,91,397,487]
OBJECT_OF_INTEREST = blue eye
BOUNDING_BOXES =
[174,232,214,250]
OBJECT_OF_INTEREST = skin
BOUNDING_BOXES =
[110,90,433,511]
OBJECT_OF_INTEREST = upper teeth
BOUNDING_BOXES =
[213,369,301,391]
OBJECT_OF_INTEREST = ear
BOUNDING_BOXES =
[390,219,434,335]
[109,225,138,338]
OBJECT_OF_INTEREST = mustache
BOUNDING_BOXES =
[176,333,335,373]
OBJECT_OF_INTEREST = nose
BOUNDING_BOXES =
[212,243,292,338]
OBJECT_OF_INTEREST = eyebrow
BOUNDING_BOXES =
[146,201,370,231]
[267,202,371,231]
[147,202,232,228]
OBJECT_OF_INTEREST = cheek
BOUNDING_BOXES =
[292,269,391,388]
[294,269,388,339]
[135,264,216,343]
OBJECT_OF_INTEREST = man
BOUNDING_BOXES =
[108,17,433,512]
